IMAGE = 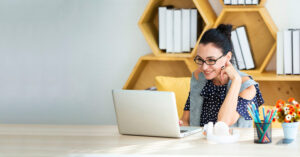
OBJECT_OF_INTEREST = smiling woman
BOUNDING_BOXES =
[180,24,264,128]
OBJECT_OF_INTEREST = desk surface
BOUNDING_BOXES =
[0,125,299,157]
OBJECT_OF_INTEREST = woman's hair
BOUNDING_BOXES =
[200,24,235,62]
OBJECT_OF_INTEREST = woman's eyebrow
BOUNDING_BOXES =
[206,56,216,59]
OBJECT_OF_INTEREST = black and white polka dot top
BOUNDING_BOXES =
[184,79,264,127]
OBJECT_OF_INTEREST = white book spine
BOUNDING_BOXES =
[159,7,167,50]
[182,9,190,52]
[231,30,246,70]
[283,30,292,74]
[224,0,231,5]
[190,9,197,49]
[252,0,259,4]
[166,9,174,53]
[238,0,245,5]
[231,0,238,5]
[293,30,300,74]
[276,31,284,75]
[236,26,255,69]
[173,9,182,53]
[245,0,252,4]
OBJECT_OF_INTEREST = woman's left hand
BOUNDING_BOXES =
[220,60,241,83]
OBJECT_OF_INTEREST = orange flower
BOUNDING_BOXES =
[272,118,276,122]
[288,97,295,103]
[290,108,295,113]
[285,119,290,123]
[296,104,300,108]
[289,111,294,115]
[278,108,283,112]
[298,111,300,115]
[276,99,285,106]
[276,104,282,109]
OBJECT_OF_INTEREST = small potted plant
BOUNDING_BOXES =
[275,98,300,140]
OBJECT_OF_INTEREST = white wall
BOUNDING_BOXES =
[0,0,150,125]
[0,0,298,125]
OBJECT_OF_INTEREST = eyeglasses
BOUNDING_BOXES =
[194,55,225,65]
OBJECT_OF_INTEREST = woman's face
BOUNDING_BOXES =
[196,43,231,80]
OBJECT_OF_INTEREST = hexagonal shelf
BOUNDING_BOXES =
[219,0,266,8]
[123,54,197,90]
[138,0,216,58]
[258,81,300,106]
[214,7,278,73]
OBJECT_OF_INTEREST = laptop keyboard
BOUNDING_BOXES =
[180,130,188,133]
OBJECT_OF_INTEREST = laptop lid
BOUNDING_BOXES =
[112,89,181,137]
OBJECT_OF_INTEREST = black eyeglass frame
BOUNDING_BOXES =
[193,55,225,65]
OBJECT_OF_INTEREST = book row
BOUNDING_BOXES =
[231,26,255,70]
[158,7,198,53]
[277,29,300,75]
[223,0,260,5]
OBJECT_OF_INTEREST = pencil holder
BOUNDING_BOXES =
[254,122,272,144]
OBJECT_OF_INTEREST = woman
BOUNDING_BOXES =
[180,24,264,127]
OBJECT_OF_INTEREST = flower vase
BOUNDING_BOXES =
[282,122,299,140]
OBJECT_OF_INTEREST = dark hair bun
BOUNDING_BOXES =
[216,24,232,40]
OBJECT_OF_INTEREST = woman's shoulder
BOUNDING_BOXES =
[192,69,202,80]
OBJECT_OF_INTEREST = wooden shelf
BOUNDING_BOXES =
[123,54,197,90]
[214,7,278,73]
[219,0,267,8]
[247,71,300,81]
[138,0,216,58]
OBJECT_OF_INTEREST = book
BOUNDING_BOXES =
[173,9,182,53]
[231,30,246,70]
[276,31,284,75]
[283,30,292,74]
[224,0,231,5]
[231,0,238,5]
[238,0,245,5]
[245,0,252,4]
[158,7,167,50]
[252,0,259,5]
[182,9,190,52]
[236,26,255,69]
[190,9,197,49]
[166,9,174,53]
[293,29,300,74]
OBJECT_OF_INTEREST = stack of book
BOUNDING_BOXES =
[231,26,255,70]
[277,29,300,75]
[223,0,259,5]
[158,7,198,53]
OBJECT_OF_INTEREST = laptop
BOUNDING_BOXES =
[112,89,202,138]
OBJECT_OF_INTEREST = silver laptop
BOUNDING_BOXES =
[112,89,202,138]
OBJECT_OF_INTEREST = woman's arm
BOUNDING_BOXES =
[181,111,190,126]
[218,76,257,126]
[217,76,241,126]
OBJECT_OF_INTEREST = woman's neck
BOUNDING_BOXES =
[212,75,229,86]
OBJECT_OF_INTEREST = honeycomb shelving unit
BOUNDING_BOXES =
[124,0,216,90]
[123,54,197,90]
[138,0,216,58]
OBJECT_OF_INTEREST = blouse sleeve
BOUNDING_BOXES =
[184,92,191,111]
[236,84,264,120]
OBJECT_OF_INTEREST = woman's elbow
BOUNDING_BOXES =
[218,113,240,126]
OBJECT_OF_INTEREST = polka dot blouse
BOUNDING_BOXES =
[184,79,264,127]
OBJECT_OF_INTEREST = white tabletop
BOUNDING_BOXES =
[0,125,299,157]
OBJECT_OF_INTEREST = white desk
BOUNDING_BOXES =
[0,125,299,157]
